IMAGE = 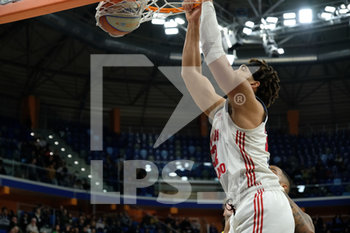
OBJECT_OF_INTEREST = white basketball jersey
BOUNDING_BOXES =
[210,99,281,206]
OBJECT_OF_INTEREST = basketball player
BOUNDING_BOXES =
[223,166,315,233]
[181,1,294,232]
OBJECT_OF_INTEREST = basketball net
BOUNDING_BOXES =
[95,0,197,26]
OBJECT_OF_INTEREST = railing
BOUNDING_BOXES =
[1,157,350,199]
[0,158,89,190]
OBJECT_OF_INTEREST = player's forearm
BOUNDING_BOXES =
[182,22,213,110]
[182,22,201,71]
[285,194,315,233]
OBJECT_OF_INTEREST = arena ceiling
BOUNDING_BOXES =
[0,0,350,132]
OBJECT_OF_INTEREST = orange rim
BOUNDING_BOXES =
[145,3,200,13]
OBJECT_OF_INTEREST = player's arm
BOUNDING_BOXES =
[284,193,315,233]
[200,0,263,125]
[181,5,224,118]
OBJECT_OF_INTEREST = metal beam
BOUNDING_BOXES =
[263,0,285,17]
[278,35,295,46]
[258,0,262,15]
[248,0,260,17]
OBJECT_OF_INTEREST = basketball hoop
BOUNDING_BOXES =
[95,0,199,37]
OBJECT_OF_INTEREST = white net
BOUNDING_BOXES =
[95,0,187,26]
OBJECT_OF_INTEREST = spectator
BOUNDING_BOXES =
[32,208,42,230]
[9,215,21,232]
[9,226,20,233]
[0,207,10,230]
[19,212,30,231]
[28,158,38,181]
[52,224,60,233]
[26,218,39,233]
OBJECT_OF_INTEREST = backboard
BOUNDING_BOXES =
[0,0,101,24]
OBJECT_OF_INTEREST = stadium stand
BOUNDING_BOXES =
[1,116,350,198]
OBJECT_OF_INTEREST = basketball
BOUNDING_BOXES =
[96,0,142,37]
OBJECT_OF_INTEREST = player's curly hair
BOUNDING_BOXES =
[249,58,280,108]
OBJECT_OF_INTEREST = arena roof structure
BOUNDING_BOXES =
[0,0,350,131]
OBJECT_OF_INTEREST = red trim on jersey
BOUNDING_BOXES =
[242,133,254,186]
[253,192,257,233]
[259,189,264,233]
[253,189,264,233]
[241,132,257,187]
[237,131,251,187]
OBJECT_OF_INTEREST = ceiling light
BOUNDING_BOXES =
[48,135,53,139]
[30,132,35,137]
[95,182,100,186]
[67,154,72,158]
[81,168,85,171]
[277,48,285,55]
[165,28,179,35]
[283,19,296,26]
[283,12,296,19]
[54,141,59,145]
[88,175,92,179]
[243,27,253,35]
[299,9,313,24]
[181,176,188,181]
[61,148,65,152]
[103,189,107,193]
[348,4,350,10]
[152,13,166,25]
[266,17,278,24]
[74,161,79,165]
[49,152,53,156]
[245,21,255,28]
[325,6,336,13]
[152,18,165,25]
[164,19,177,28]
[175,17,185,25]
[321,12,333,20]
[338,8,349,14]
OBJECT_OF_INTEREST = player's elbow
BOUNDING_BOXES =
[181,67,195,79]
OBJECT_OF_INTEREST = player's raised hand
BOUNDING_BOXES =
[184,4,202,24]
[182,0,195,12]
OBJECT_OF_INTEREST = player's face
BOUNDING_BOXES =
[223,205,234,218]
[238,64,260,92]
[269,165,282,177]
[269,165,289,192]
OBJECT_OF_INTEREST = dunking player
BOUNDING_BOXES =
[181,0,294,232]
[223,166,315,233]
